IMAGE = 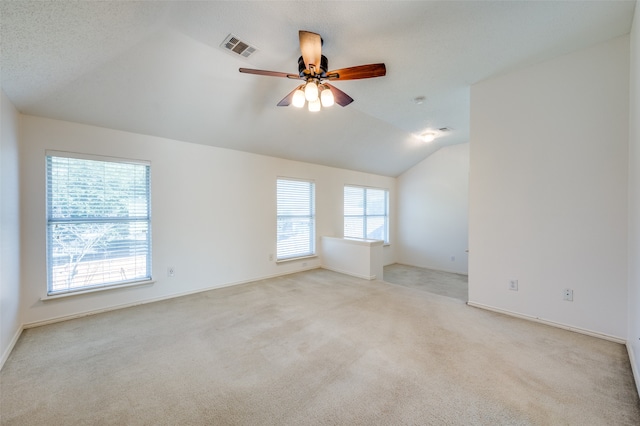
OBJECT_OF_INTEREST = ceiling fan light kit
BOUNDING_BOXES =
[320,86,334,107]
[239,30,386,112]
[308,98,321,112]
[304,80,318,101]
[292,88,306,108]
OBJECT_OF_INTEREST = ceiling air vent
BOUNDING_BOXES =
[221,34,257,58]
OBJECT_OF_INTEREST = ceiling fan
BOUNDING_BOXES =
[239,30,386,111]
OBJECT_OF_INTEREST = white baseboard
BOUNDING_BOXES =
[23,266,320,329]
[627,343,640,398]
[467,301,626,344]
[320,265,376,280]
[0,325,23,371]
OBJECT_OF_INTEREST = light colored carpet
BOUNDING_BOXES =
[384,263,468,302]
[1,267,639,425]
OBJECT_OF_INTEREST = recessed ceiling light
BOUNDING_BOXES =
[420,131,438,142]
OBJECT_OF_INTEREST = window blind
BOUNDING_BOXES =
[344,185,389,243]
[46,154,151,294]
[277,178,315,260]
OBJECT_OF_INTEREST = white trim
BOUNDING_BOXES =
[344,183,390,191]
[275,255,317,264]
[0,325,23,371]
[336,237,384,247]
[627,343,640,398]
[45,150,150,166]
[321,265,376,281]
[41,280,155,301]
[467,301,626,344]
[276,175,316,183]
[23,267,319,329]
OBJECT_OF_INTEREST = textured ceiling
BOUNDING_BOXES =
[1,1,636,176]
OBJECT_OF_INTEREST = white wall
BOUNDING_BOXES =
[397,143,469,274]
[628,1,640,395]
[469,36,629,339]
[20,115,396,326]
[0,91,22,368]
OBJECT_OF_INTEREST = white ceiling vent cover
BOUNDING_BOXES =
[221,34,257,58]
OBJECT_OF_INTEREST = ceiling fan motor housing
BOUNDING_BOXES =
[298,55,329,77]
[239,31,384,108]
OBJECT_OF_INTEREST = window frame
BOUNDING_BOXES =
[343,185,390,244]
[276,177,316,261]
[45,151,152,296]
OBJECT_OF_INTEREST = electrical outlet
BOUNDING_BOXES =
[167,267,175,277]
[269,254,273,261]
[563,288,573,301]
[509,280,518,291]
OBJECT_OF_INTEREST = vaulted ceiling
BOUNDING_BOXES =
[1,1,635,176]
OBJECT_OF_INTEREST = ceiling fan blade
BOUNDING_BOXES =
[277,87,300,107]
[326,63,386,80]
[239,68,300,79]
[324,83,354,107]
[299,30,322,72]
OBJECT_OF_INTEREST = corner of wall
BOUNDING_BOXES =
[627,0,640,399]
[0,90,23,370]
[396,143,470,275]
[470,35,629,338]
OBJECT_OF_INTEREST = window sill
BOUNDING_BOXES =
[276,255,317,264]
[41,279,155,301]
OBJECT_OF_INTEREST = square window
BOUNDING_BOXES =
[46,153,152,295]
[344,186,389,243]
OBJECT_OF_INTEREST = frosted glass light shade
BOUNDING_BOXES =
[320,87,334,107]
[420,132,437,143]
[304,81,318,102]
[292,89,305,108]
[308,98,321,112]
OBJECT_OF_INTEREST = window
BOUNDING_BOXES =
[277,178,315,260]
[344,185,389,243]
[46,152,151,295]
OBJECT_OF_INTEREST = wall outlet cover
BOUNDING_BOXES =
[563,288,573,301]
[509,280,518,291]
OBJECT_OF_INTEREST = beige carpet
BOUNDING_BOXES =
[384,263,468,302]
[1,267,639,425]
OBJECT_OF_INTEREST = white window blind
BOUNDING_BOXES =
[277,178,315,260]
[46,153,151,295]
[344,185,389,243]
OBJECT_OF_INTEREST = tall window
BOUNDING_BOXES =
[46,152,151,295]
[277,178,315,260]
[344,185,389,243]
